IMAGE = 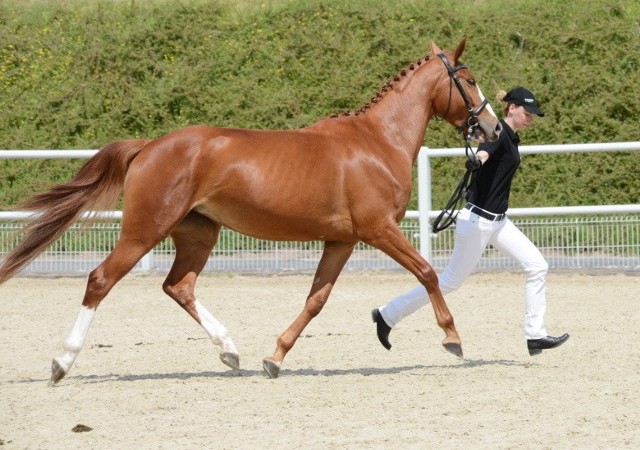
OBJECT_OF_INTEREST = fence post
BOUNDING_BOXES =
[417,148,431,261]
[139,250,154,271]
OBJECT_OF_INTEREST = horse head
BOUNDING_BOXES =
[430,38,502,142]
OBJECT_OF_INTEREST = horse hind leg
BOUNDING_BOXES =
[50,305,95,385]
[162,212,239,371]
[263,241,354,378]
[51,235,164,384]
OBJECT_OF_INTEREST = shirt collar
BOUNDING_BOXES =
[500,119,520,145]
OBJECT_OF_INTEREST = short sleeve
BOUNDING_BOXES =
[478,135,503,158]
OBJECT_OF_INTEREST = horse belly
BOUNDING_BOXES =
[194,200,354,242]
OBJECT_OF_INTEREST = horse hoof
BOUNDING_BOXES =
[442,342,464,359]
[50,358,67,385]
[262,358,281,379]
[220,352,240,370]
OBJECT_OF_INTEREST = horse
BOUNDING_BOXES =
[0,38,501,382]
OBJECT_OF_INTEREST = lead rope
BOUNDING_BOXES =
[431,129,481,233]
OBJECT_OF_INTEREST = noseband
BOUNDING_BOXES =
[437,52,489,139]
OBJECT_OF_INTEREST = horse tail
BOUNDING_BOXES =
[0,139,150,285]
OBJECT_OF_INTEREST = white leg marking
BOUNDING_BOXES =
[54,306,95,374]
[194,300,238,355]
[477,84,497,117]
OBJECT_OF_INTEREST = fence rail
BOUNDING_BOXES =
[1,215,638,274]
[1,142,639,274]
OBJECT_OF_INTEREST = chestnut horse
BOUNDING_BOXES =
[0,38,500,382]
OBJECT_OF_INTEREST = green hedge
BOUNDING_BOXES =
[1,0,638,209]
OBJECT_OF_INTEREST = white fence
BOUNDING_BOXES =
[1,142,639,274]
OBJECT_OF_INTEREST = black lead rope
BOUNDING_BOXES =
[431,135,481,234]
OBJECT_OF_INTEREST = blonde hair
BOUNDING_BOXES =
[496,90,510,116]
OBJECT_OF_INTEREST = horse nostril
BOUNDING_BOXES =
[495,122,502,134]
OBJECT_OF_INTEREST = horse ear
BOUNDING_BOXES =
[430,40,443,55]
[453,37,467,65]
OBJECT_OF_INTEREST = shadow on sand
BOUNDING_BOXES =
[8,357,530,385]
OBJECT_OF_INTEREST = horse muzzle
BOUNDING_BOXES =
[479,119,502,142]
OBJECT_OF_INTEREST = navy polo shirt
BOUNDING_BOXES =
[467,119,521,214]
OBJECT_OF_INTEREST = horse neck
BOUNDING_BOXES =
[366,57,443,161]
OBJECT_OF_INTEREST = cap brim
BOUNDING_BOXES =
[523,104,545,117]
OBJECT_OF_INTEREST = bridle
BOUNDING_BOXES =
[431,53,491,233]
[437,52,489,141]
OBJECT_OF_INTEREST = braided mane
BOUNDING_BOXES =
[330,54,432,118]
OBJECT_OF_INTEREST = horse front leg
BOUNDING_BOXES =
[263,241,354,378]
[364,224,463,358]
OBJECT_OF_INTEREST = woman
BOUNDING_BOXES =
[372,87,569,356]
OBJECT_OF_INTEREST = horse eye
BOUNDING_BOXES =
[467,79,477,86]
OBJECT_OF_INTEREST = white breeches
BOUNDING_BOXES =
[379,207,549,339]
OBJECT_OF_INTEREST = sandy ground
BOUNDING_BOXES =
[0,271,638,449]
